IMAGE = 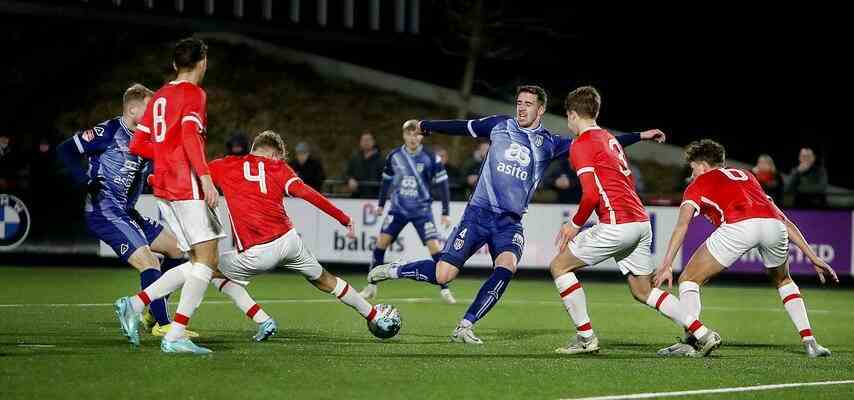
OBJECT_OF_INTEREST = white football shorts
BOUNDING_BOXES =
[705,218,788,268]
[568,221,654,276]
[218,229,323,285]
[157,199,225,252]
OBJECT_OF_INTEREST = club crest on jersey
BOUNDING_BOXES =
[416,163,424,173]
[0,194,31,250]
[512,233,525,249]
[534,135,543,147]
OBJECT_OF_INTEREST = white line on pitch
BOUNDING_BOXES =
[560,380,854,400]
[0,298,846,315]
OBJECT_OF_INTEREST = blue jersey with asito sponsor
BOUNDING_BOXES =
[70,117,150,212]
[461,115,571,217]
[381,145,448,216]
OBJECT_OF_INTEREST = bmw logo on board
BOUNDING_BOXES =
[0,194,31,250]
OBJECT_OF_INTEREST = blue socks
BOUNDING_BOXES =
[372,247,386,269]
[432,253,450,290]
[464,266,513,324]
[140,268,170,325]
[395,259,439,285]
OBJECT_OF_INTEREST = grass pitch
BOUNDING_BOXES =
[1,266,852,400]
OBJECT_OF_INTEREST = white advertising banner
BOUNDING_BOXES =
[104,196,682,272]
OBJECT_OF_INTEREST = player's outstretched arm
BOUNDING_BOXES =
[288,179,352,227]
[181,123,218,208]
[773,205,839,284]
[418,115,507,138]
[654,204,695,289]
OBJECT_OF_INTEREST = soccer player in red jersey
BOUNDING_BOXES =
[654,139,837,358]
[114,37,224,354]
[208,131,382,332]
[548,86,695,356]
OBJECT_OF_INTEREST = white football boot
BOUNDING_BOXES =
[804,338,832,358]
[555,334,600,355]
[689,330,722,358]
[440,287,457,304]
[367,261,401,284]
[450,324,483,345]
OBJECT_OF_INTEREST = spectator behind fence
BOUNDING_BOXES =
[787,147,828,208]
[752,154,784,204]
[345,131,384,198]
[289,142,326,190]
[460,141,489,199]
[545,158,581,203]
[0,135,24,191]
[226,132,250,156]
[432,145,463,201]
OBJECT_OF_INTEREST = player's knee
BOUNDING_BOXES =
[435,262,458,285]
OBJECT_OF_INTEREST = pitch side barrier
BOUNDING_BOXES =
[82,196,851,278]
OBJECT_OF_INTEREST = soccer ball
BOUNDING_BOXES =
[367,304,402,339]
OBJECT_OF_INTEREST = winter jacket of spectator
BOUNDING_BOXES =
[345,148,384,199]
[289,155,326,191]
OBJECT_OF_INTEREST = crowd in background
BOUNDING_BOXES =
[0,133,835,210]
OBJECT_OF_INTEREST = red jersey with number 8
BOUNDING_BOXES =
[682,168,784,227]
[133,80,209,201]
[209,154,298,250]
[570,128,648,224]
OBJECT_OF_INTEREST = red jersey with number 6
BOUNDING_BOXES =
[131,80,210,201]
[682,168,784,227]
[570,128,648,224]
[209,155,298,251]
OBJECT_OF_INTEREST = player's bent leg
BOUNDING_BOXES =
[549,248,599,354]
[427,240,457,304]
[450,253,517,345]
[667,244,725,357]
[766,261,830,357]
[126,246,177,333]
[209,273,274,341]
[162,238,219,348]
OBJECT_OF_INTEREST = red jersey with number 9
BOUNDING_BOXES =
[134,80,209,201]
[569,128,648,224]
[682,168,784,227]
[209,154,299,250]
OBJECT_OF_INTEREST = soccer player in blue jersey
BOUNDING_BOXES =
[57,83,265,340]
[368,85,665,343]
[359,120,457,304]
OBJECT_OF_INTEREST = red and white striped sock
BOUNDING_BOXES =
[211,278,270,324]
[129,261,191,313]
[645,288,684,325]
[164,263,213,342]
[678,281,701,319]
[555,272,594,338]
[686,319,710,339]
[778,282,814,341]
[331,277,375,320]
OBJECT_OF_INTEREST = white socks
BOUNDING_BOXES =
[331,277,375,320]
[645,288,684,325]
[211,278,270,324]
[554,273,594,338]
[130,262,192,313]
[678,281,701,323]
[778,282,814,341]
[165,263,213,341]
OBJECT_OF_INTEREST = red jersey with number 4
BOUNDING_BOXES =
[570,128,648,224]
[132,80,209,201]
[209,155,299,251]
[682,168,784,227]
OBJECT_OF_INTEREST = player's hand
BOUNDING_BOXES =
[654,264,674,289]
[374,206,384,216]
[441,215,452,229]
[200,174,219,209]
[810,256,839,284]
[640,129,666,143]
[345,221,356,239]
[555,223,579,252]
[85,177,105,197]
